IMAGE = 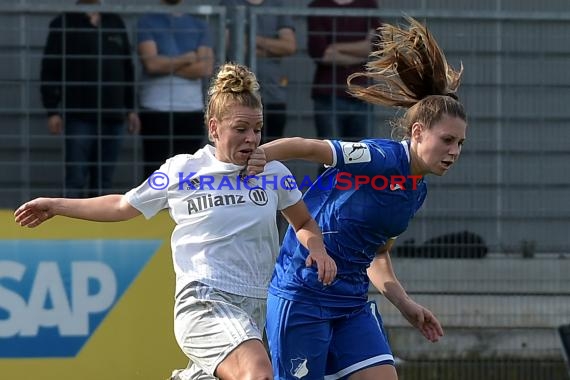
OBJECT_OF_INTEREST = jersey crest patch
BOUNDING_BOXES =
[340,142,372,164]
[290,357,309,378]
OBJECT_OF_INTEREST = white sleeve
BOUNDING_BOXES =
[325,139,337,168]
[272,162,303,211]
[124,160,171,219]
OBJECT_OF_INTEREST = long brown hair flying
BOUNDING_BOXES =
[348,16,466,138]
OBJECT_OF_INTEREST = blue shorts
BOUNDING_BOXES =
[266,294,394,380]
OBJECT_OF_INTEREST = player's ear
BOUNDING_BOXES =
[411,122,424,142]
[208,118,219,140]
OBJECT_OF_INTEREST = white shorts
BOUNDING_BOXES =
[173,281,266,377]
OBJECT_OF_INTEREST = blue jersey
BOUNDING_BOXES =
[137,13,213,57]
[270,139,427,307]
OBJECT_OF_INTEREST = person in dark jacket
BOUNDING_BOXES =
[40,0,140,198]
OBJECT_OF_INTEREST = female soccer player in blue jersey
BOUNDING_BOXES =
[249,17,466,380]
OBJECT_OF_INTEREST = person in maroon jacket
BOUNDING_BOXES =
[308,0,381,144]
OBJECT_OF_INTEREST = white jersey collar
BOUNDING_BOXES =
[401,140,411,163]
[203,144,246,173]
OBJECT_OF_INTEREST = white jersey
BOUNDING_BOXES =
[125,145,302,299]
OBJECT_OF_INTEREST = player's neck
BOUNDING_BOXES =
[409,147,427,177]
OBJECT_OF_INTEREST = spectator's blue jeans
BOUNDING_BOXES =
[313,95,371,140]
[64,119,125,198]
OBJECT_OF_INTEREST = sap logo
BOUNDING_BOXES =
[0,240,160,358]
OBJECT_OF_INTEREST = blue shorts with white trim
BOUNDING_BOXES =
[266,294,395,380]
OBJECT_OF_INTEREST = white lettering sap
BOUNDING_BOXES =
[0,261,116,337]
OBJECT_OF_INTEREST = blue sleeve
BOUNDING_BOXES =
[137,16,154,44]
[196,19,213,48]
[276,0,295,31]
[328,139,396,176]
[278,14,295,32]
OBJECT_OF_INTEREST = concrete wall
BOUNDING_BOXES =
[372,255,570,359]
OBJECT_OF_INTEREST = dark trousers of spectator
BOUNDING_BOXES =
[263,103,287,142]
[64,119,125,198]
[313,95,370,140]
[139,109,205,179]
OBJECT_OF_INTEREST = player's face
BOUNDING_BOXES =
[209,105,263,165]
[413,115,467,176]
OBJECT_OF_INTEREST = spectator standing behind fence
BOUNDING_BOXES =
[137,0,214,179]
[220,0,296,142]
[16,62,336,380]
[308,0,381,141]
[40,0,140,198]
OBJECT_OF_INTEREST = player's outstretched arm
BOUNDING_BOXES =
[260,137,334,166]
[14,195,141,228]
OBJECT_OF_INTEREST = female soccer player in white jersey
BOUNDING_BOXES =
[248,17,466,380]
[14,63,337,380]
